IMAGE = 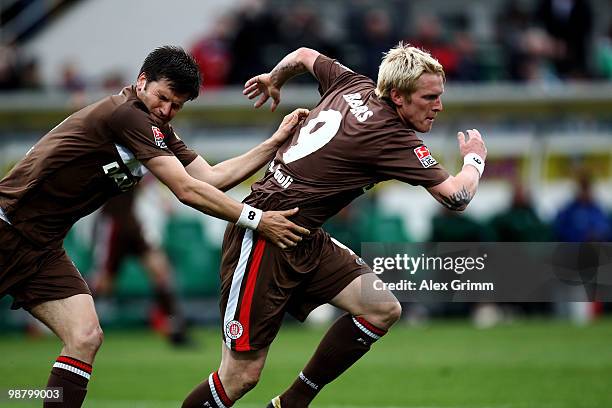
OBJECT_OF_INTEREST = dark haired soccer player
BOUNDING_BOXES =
[182,44,487,408]
[0,45,309,408]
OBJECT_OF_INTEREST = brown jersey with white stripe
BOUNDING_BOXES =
[0,86,197,247]
[244,55,449,230]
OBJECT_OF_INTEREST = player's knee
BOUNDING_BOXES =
[370,300,402,330]
[69,324,104,356]
[385,301,403,327]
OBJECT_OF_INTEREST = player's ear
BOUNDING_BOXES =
[136,73,148,92]
[390,88,405,107]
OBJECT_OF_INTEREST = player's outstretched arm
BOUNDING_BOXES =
[144,155,309,248]
[243,47,320,111]
[185,109,309,191]
[427,129,487,211]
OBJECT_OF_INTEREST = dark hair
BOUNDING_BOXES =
[139,45,201,100]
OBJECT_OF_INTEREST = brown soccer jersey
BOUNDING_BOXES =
[218,55,451,351]
[0,86,197,247]
[245,55,449,230]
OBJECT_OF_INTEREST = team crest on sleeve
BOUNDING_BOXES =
[225,320,243,340]
[414,145,437,168]
[151,126,167,149]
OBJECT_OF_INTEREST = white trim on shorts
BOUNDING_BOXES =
[222,228,254,348]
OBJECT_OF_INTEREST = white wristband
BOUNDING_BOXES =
[463,153,485,177]
[236,204,263,230]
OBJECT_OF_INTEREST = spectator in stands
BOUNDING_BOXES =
[0,42,19,90]
[552,169,606,323]
[535,0,594,79]
[489,179,552,241]
[554,170,611,242]
[359,8,396,80]
[0,41,40,90]
[273,4,342,84]
[496,1,534,81]
[488,178,554,317]
[521,27,564,83]
[60,60,88,108]
[408,15,459,80]
[496,1,561,83]
[429,199,497,326]
[227,0,280,84]
[190,14,235,89]
[101,71,126,92]
[20,58,42,90]
[452,28,484,82]
[60,60,86,92]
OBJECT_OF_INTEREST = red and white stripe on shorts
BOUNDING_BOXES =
[222,229,266,351]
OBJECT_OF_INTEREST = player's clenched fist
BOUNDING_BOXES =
[457,129,487,160]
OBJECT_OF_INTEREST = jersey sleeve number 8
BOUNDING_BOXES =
[282,109,342,164]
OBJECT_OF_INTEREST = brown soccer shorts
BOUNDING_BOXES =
[219,223,370,352]
[0,220,91,310]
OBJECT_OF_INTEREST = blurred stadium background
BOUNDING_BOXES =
[1,0,611,406]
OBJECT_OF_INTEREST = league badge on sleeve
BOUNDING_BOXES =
[151,126,167,149]
[414,145,437,168]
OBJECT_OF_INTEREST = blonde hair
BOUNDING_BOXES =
[375,42,445,99]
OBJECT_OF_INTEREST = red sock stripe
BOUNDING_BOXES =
[236,238,266,351]
[56,356,92,373]
[355,317,387,337]
[212,371,233,407]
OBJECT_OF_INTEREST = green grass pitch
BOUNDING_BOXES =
[1,319,611,407]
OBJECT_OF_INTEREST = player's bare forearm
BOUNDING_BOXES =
[180,182,309,249]
[269,48,320,87]
[146,155,309,248]
[244,49,319,111]
[148,156,243,221]
[432,166,480,211]
[207,138,280,191]
[427,129,486,211]
[184,154,260,192]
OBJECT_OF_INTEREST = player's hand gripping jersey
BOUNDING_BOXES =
[244,55,449,230]
[0,87,197,247]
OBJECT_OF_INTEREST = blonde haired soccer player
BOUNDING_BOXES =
[183,43,487,408]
